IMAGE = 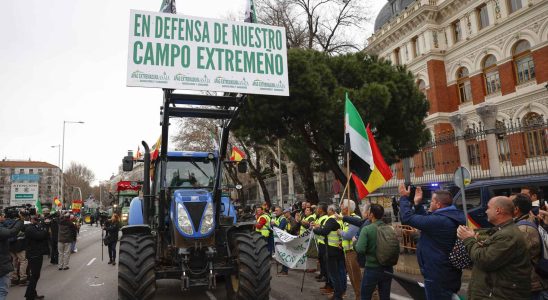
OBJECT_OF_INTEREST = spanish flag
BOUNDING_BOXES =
[54,197,62,209]
[345,94,393,199]
[230,146,245,162]
[151,135,161,161]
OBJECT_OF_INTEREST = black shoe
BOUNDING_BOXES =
[107,261,112,264]
[58,268,63,270]
[112,261,116,266]
[63,267,69,270]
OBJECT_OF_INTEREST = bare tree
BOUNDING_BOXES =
[257,0,371,54]
[172,119,218,151]
[63,162,95,201]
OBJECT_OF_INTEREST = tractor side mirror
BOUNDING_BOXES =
[237,160,248,173]
[122,155,134,172]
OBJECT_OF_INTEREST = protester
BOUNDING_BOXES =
[24,214,49,300]
[521,186,541,215]
[338,199,362,300]
[58,213,77,270]
[511,193,548,299]
[391,197,399,222]
[313,204,346,300]
[457,196,531,300]
[296,207,316,235]
[355,204,392,300]
[0,211,24,300]
[313,203,331,290]
[42,208,58,265]
[70,214,80,253]
[104,214,121,265]
[398,183,465,300]
[9,210,28,286]
[271,206,291,276]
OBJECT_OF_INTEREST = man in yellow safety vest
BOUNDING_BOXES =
[338,199,362,300]
[271,206,291,276]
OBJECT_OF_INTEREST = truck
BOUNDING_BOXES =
[119,91,270,300]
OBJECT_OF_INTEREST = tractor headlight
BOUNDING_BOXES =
[121,213,128,221]
[177,203,193,235]
[200,202,214,234]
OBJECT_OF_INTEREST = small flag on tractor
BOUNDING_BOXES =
[230,146,245,162]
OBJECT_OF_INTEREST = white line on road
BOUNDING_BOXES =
[205,291,217,300]
[87,258,96,266]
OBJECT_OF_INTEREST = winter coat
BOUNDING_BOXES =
[25,222,50,258]
[515,214,548,292]
[58,218,77,243]
[44,216,59,243]
[0,220,23,277]
[104,221,121,245]
[399,196,466,293]
[464,220,531,300]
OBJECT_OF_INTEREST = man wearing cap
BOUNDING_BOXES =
[57,213,77,270]
[42,208,58,265]
[24,215,48,300]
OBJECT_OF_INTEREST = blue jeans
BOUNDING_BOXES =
[327,256,346,299]
[424,279,455,300]
[0,274,9,300]
[361,266,393,300]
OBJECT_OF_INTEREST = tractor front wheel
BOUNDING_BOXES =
[118,233,156,300]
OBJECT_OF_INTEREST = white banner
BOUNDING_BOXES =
[126,10,289,96]
[273,227,314,269]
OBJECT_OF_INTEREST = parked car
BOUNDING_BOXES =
[453,175,548,228]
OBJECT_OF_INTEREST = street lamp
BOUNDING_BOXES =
[51,145,61,200]
[61,121,84,206]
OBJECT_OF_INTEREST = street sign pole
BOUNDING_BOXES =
[454,166,471,226]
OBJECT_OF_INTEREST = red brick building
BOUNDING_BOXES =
[366,0,548,188]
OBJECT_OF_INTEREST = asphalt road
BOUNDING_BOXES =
[7,225,414,300]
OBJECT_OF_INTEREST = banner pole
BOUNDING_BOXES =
[300,268,306,293]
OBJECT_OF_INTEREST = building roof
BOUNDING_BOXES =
[374,0,416,32]
[0,161,59,169]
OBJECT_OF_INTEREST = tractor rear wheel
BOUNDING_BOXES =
[118,233,156,300]
[226,232,271,300]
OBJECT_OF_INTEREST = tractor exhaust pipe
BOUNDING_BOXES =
[142,141,151,225]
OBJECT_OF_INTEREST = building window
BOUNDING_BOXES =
[423,150,435,170]
[513,40,535,84]
[412,37,419,58]
[29,169,34,174]
[394,48,400,65]
[477,4,490,29]
[522,112,547,157]
[467,143,481,165]
[483,55,500,95]
[508,0,522,13]
[19,169,24,174]
[417,80,426,96]
[453,20,462,42]
[457,67,472,103]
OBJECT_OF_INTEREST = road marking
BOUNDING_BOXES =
[90,283,104,287]
[87,258,96,266]
[205,291,216,300]
[390,293,412,300]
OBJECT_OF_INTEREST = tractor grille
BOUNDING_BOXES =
[183,202,207,232]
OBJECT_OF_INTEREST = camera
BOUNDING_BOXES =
[4,204,37,220]
[407,184,417,201]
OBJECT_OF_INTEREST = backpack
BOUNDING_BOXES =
[375,222,400,266]
[517,219,548,277]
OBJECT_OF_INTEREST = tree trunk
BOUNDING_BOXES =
[237,140,271,207]
[287,162,295,204]
[296,162,318,204]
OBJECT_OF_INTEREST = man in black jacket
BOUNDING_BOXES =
[43,209,58,265]
[24,215,49,300]
[0,211,24,299]
[314,204,346,300]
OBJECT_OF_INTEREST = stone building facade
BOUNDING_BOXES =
[367,0,548,188]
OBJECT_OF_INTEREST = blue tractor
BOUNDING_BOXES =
[119,92,270,300]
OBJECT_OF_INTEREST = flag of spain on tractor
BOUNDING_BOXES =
[345,93,393,199]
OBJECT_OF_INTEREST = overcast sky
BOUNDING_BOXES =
[0,0,385,185]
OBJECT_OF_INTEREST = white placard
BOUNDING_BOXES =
[10,182,39,206]
[273,227,314,269]
[127,10,289,96]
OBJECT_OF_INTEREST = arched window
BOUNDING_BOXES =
[522,112,547,157]
[457,67,472,103]
[483,55,500,95]
[513,40,535,84]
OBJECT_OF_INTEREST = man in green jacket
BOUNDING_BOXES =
[457,196,531,300]
[355,204,392,300]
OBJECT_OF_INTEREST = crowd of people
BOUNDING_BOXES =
[0,207,121,300]
[255,182,548,300]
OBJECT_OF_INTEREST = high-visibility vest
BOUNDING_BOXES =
[300,214,316,235]
[326,215,343,249]
[274,215,289,231]
[341,213,359,252]
[316,214,328,245]
[255,213,271,238]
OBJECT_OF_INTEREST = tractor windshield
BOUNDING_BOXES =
[166,159,215,189]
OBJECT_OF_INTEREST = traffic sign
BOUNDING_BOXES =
[454,166,471,189]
